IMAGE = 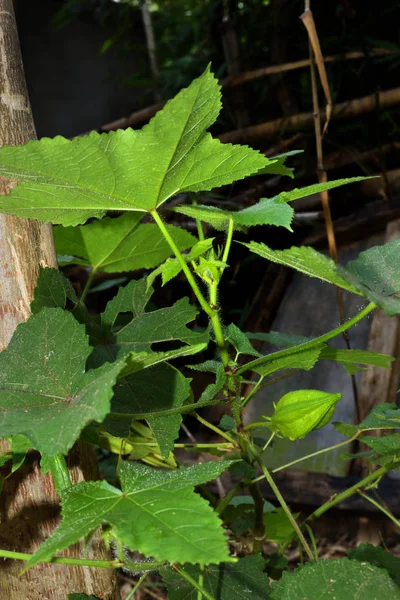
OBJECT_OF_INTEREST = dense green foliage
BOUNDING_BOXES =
[1,68,400,598]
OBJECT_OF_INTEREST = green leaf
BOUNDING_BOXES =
[108,363,191,457]
[348,543,400,586]
[359,433,400,465]
[172,198,293,231]
[121,344,207,377]
[31,267,78,314]
[198,363,227,403]
[0,69,268,225]
[226,323,262,357]
[320,347,394,370]
[334,403,400,438]
[148,238,214,287]
[264,177,369,205]
[271,558,400,600]
[269,389,341,440]
[41,454,71,494]
[9,434,31,473]
[256,150,300,178]
[88,277,208,367]
[264,508,298,545]
[54,213,196,272]
[341,238,400,316]
[162,554,271,600]
[0,308,123,454]
[253,346,323,376]
[90,296,208,368]
[243,243,357,292]
[25,460,234,570]
[247,331,312,347]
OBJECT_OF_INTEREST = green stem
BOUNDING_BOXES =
[193,412,237,445]
[242,375,264,408]
[192,198,205,241]
[0,548,122,571]
[174,442,234,449]
[80,267,97,303]
[237,302,376,376]
[198,565,205,600]
[152,209,229,365]
[262,431,276,453]
[272,432,361,473]
[221,217,234,268]
[126,573,147,600]
[151,210,212,317]
[357,491,400,528]
[107,398,223,421]
[216,481,244,514]
[208,278,229,366]
[174,566,215,600]
[307,464,391,521]
[248,443,315,561]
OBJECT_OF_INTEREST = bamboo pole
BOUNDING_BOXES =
[219,87,400,144]
[0,3,119,598]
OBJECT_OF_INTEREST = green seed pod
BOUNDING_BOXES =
[269,389,342,440]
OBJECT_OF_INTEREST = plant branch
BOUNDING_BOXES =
[80,267,97,303]
[307,464,392,521]
[0,548,123,571]
[174,566,215,600]
[357,491,400,528]
[221,217,234,268]
[248,443,315,561]
[151,209,229,365]
[272,432,361,473]
[237,302,376,376]
[193,412,237,445]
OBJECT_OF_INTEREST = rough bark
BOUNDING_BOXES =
[0,2,120,597]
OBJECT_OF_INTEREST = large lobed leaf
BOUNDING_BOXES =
[0,308,123,455]
[271,558,400,599]
[244,238,400,316]
[162,554,271,600]
[88,278,208,368]
[54,213,196,273]
[25,460,234,570]
[0,68,270,225]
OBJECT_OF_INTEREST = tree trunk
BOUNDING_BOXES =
[0,2,120,598]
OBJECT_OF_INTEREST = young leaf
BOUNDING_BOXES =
[334,403,400,438]
[0,68,269,225]
[89,296,208,368]
[341,238,400,316]
[120,344,207,377]
[25,460,234,570]
[265,176,369,205]
[108,363,192,456]
[257,150,301,178]
[226,323,263,357]
[253,346,323,376]
[359,433,400,465]
[162,554,271,600]
[320,347,394,371]
[40,454,71,494]
[101,277,152,333]
[243,243,357,292]
[0,308,123,455]
[31,267,78,314]
[269,389,341,440]
[54,213,196,272]
[271,558,400,600]
[347,543,400,586]
[171,198,294,232]
[147,238,214,287]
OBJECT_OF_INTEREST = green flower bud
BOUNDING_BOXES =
[268,389,341,440]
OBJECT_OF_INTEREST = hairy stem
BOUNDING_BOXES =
[151,209,229,365]
[237,302,376,376]
[174,566,215,600]
[0,548,123,571]
[307,464,391,521]
[272,432,361,473]
[248,443,315,561]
